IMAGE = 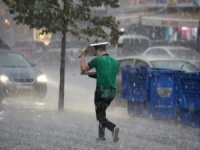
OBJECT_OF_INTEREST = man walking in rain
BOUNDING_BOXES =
[80,42,119,142]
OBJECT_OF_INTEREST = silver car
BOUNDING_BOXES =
[142,46,200,68]
[116,56,200,102]
[0,50,48,99]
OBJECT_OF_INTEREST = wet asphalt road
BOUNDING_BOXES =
[0,66,200,150]
[0,96,200,150]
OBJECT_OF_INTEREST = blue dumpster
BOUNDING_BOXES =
[177,73,200,111]
[121,66,132,101]
[122,67,181,119]
[178,110,200,127]
[148,69,180,119]
[177,72,200,127]
[122,66,200,126]
[122,66,150,117]
[122,66,150,103]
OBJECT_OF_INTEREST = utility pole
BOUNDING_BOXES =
[58,0,66,111]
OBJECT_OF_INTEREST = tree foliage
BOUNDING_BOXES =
[3,0,122,111]
[3,0,121,44]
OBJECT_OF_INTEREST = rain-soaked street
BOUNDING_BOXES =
[0,67,200,150]
[1,1,200,149]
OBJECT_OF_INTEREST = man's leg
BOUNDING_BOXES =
[97,123,105,141]
[95,101,106,140]
[98,101,119,143]
[95,91,119,142]
[99,101,116,131]
[95,89,106,140]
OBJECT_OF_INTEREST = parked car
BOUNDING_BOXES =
[142,46,200,68]
[116,56,200,104]
[0,50,47,99]
[118,56,200,72]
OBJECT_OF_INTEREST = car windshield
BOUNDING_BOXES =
[0,52,32,67]
[170,49,200,60]
[151,60,200,72]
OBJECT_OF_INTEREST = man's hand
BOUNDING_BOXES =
[79,48,88,58]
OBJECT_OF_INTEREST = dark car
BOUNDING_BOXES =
[0,50,47,99]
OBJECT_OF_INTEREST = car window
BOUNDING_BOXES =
[0,53,32,67]
[145,49,159,55]
[135,60,149,68]
[116,59,133,80]
[157,49,170,56]
[119,59,133,71]
[145,48,170,56]
[151,60,200,72]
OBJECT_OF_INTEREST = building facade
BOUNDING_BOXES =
[117,0,200,43]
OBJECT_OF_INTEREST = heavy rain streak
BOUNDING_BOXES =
[0,0,200,150]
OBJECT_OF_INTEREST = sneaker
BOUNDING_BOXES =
[96,137,106,141]
[112,127,119,143]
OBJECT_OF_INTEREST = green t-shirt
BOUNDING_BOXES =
[88,54,119,91]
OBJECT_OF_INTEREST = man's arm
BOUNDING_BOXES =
[80,54,90,74]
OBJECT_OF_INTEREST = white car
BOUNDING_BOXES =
[118,56,200,72]
[116,56,200,102]
[142,46,200,68]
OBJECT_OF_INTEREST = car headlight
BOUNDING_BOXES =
[37,74,48,83]
[156,87,172,98]
[0,75,9,83]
